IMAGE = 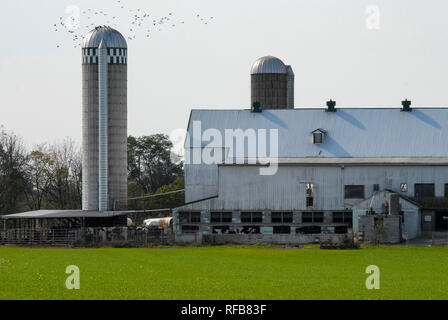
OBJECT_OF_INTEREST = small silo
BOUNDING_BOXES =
[82,26,128,211]
[251,56,294,110]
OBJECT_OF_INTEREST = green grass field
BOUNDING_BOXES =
[0,245,446,300]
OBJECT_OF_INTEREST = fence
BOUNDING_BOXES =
[0,227,174,247]
[432,232,448,246]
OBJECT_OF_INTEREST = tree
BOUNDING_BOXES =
[23,140,82,211]
[45,139,82,209]
[23,146,55,211]
[128,134,183,195]
[0,128,28,214]
[138,177,185,211]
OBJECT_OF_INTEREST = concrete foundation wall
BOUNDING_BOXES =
[179,233,348,245]
[358,215,401,243]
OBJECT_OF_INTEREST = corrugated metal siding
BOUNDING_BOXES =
[183,165,448,211]
[184,164,219,203]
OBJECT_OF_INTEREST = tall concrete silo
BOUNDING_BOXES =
[82,26,128,211]
[251,56,294,110]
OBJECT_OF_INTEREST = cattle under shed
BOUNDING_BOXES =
[1,210,129,230]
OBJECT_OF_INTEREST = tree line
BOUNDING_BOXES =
[0,127,184,215]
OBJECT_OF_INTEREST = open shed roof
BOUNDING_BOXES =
[1,210,129,220]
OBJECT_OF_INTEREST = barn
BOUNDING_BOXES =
[173,56,448,244]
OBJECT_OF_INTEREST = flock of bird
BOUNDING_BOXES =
[53,0,215,49]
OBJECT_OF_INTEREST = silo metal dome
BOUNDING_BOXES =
[83,26,127,48]
[251,56,287,74]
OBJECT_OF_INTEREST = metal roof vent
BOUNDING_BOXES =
[326,99,337,112]
[251,101,262,113]
[401,99,412,112]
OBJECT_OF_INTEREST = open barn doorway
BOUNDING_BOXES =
[435,212,448,231]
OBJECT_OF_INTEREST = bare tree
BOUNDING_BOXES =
[45,139,82,209]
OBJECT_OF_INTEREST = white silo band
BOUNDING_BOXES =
[98,40,108,211]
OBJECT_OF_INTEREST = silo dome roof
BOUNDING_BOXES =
[251,56,287,74]
[82,26,127,48]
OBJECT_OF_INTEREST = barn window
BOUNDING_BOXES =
[296,226,322,234]
[306,197,313,207]
[241,226,260,234]
[373,184,379,192]
[302,212,323,223]
[344,185,365,199]
[273,226,291,234]
[334,226,348,234]
[181,225,199,233]
[344,212,353,225]
[190,212,201,223]
[414,184,435,198]
[333,212,353,226]
[179,212,189,223]
[241,212,262,223]
[179,212,201,223]
[400,183,408,192]
[333,212,343,223]
[306,183,314,207]
[313,132,323,144]
[302,212,313,223]
[271,212,293,223]
[212,226,230,234]
[311,129,327,144]
[211,212,232,223]
[313,212,324,223]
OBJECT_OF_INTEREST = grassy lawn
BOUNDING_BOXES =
[0,245,446,300]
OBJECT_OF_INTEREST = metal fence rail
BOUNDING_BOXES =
[0,227,173,247]
[432,232,448,246]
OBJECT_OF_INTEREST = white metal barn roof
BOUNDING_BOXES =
[185,107,448,158]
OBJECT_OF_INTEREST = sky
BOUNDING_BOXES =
[1,0,448,147]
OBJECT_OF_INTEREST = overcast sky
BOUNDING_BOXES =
[1,0,447,147]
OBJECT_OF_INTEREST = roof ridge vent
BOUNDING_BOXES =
[251,101,262,113]
[401,99,412,112]
[326,99,337,112]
